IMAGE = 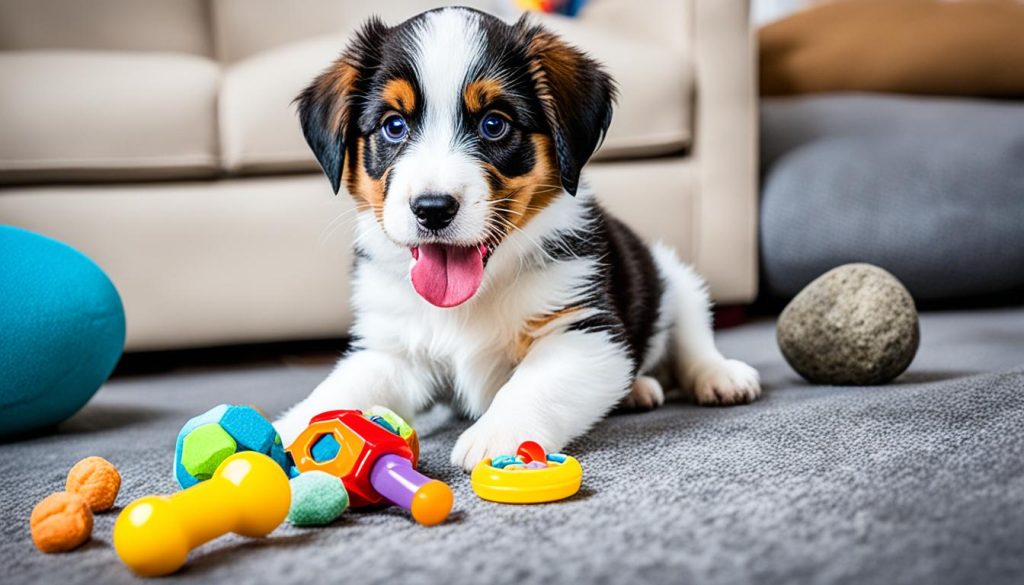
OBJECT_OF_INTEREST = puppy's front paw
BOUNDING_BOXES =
[451,418,538,472]
[689,359,761,406]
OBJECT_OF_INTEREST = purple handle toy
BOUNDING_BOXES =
[368,454,453,526]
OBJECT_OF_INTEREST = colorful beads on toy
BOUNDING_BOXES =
[471,441,583,504]
[490,454,521,469]
[65,456,121,512]
[30,492,93,553]
[516,440,547,463]
[174,404,289,488]
[288,471,349,526]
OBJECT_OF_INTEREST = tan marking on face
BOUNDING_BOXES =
[342,137,387,220]
[381,78,416,114]
[526,32,581,144]
[486,134,562,235]
[527,33,580,89]
[317,62,359,134]
[511,306,584,362]
[464,79,504,113]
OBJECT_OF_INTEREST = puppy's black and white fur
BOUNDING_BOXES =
[275,7,761,470]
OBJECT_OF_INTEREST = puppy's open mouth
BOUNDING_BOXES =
[410,243,491,308]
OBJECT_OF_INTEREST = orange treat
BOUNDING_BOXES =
[66,456,121,512]
[30,492,94,553]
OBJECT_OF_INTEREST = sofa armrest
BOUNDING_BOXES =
[691,0,758,304]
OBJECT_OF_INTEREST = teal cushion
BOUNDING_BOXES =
[0,226,125,437]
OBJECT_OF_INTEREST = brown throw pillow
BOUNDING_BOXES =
[760,0,1024,98]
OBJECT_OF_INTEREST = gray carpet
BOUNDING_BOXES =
[3,308,1023,585]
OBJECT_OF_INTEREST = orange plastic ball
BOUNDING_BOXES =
[30,492,94,553]
[66,456,121,512]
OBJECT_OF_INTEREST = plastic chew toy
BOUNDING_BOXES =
[285,408,452,526]
[471,441,583,504]
[113,451,290,577]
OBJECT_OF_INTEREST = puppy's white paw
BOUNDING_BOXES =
[451,417,541,472]
[620,376,665,410]
[689,358,761,406]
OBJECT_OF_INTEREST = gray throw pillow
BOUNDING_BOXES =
[760,93,1024,300]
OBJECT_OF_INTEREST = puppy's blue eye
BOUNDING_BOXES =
[381,114,408,143]
[479,113,509,141]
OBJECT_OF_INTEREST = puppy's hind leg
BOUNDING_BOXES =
[274,349,433,445]
[650,244,761,406]
[620,376,665,411]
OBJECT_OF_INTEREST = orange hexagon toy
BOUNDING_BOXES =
[285,408,450,526]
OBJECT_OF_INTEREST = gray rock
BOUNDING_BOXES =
[777,263,919,385]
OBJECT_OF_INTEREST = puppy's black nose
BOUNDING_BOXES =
[411,193,459,231]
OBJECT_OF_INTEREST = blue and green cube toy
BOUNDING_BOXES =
[174,404,293,488]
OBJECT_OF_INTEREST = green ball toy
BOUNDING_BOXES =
[174,404,289,489]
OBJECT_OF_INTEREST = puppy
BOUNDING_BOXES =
[275,7,761,470]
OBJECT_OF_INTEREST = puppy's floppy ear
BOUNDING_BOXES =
[518,18,616,196]
[295,18,388,194]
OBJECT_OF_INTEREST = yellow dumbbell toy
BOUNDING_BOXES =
[113,451,290,577]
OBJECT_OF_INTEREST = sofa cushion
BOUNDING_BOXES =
[210,0,494,64]
[0,0,212,55]
[220,29,691,175]
[0,51,220,183]
[760,94,1024,301]
[219,36,342,175]
[534,12,693,160]
[209,0,688,62]
[760,0,1024,98]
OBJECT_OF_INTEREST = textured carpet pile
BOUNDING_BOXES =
[2,309,1022,584]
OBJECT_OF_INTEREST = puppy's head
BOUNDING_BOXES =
[297,7,614,307]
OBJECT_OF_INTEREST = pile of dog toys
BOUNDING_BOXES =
[29,403,584,577]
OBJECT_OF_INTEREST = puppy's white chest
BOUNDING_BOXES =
[352,264,519,386]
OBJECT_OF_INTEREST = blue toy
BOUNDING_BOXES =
[0,226,125,437]
[173,404,291,488]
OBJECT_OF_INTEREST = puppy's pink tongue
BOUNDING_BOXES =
[410,244,484,307]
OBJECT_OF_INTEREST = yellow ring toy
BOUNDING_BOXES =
[471,441,582,504]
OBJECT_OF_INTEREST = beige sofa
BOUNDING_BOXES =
[0,0,757,351]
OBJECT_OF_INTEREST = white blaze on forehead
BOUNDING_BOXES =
[381,8,491,247]
[411,9,485,150]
